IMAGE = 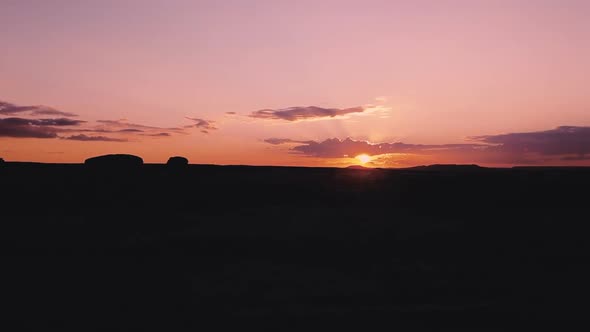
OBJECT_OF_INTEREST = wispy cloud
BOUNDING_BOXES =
[96,119,183,133]
[0,117,85,138]
[0,101,78,117]
[0,98,193,142]
[63,134,127,142]
[471,126,590,159]
[144,132,171,137]
[75,119,187,140]
[185,117,217,133]
[249,106,366,121]
[263,138,314,145]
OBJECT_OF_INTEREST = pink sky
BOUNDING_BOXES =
[1,0,589,166]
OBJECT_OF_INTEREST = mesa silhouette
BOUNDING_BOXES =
[84,154,144,167]
[167,156,189,167]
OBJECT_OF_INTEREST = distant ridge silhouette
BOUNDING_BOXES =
[346,165,374,170]
[167,156,189,167]
[406,164,484,171]
[84,154,143,167]
[0,158,4,164]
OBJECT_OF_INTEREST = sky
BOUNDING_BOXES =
[1,0,590,167]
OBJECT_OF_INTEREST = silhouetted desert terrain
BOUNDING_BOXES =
[2,162,590,330]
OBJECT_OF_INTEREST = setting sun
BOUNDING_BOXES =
[355,154,372,164]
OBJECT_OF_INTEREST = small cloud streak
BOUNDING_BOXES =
[27,118,85,126]
[96,119,183,133]
[264,138,314,145]
[249,106,366,121]
[185,117,217,133]
[63,134,127,142]
[144,132,171,137]
[90,119,187,138]
[118,128,144,133]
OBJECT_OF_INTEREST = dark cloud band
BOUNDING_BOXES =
[267,126,590,164]
[0,117,84,138]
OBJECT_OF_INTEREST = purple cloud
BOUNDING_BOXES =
[0,99,190,142]
[269,137,481,158]
[266,126,590,165]
[0,117,85,138]
[263,138,314,145]
[0,101,78,117]
[118,128,144,133]
[63,134,127,142]
[471,126,590,158]
[94,119,187,138]
[96,119,183,132]
[0,119,58,138]
[144,132,171,137]
[185,117,217,133]
[250,106,365,121]
[0,117,84,127]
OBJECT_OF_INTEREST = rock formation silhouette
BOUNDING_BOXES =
[167,156,189,167]
[84,154,143,167]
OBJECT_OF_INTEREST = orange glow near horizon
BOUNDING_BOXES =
[355,154,372,165]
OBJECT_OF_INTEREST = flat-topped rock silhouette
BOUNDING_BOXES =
[167,156,189,166]
[0,158,4,164]
[84,154,143,167]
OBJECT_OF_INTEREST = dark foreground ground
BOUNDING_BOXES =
[2,163,590,330]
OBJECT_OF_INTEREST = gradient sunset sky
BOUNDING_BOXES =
[1,0,589,167]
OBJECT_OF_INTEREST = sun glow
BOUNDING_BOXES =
[355,154,372,164]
